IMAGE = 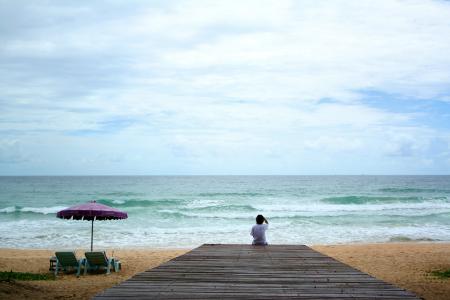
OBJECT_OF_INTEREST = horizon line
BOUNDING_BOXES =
[1,174,449,177]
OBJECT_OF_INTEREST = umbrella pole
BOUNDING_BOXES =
[91,219,94,251]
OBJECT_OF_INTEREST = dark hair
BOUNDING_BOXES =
[256,214,265,225]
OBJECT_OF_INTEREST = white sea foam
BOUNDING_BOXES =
[20,206,67,214]
[111,199,126,204]
[164,200,450,220]
[0,206,16,213]
[252,201,450,216]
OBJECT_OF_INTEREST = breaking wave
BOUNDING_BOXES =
[0,205,67,215]
[321,195,435,205]
[98,198,185,207]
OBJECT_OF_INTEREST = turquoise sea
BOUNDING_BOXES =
[1,176,450,249]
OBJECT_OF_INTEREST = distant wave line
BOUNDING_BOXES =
[320,195,448,205]
[379,187,450,193]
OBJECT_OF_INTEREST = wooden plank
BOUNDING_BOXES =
[93,244,420,299]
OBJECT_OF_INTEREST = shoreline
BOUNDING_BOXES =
[3,238,449,251]
[1,243,450,299]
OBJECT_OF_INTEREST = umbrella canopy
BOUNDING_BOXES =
[57,201,127,251]
[57,201,127,220]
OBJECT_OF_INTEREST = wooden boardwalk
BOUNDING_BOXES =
[94,244,420,299]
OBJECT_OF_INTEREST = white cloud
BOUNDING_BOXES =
[158,0,450,102]
[0,140,28,163]
[1,0,450,174]
[304,136,363,152]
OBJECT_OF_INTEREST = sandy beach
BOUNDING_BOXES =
[1,243,449,300]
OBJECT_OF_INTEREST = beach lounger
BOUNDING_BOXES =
[54,251,85,277]
[84,251,120,275]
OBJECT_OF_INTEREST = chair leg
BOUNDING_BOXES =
[84,260,89,275]
[106,258,112,275]
[54,259,59,277]
[76,259,83,277]
[111,258,116,272]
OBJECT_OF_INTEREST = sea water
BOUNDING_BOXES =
[1,176,450,249]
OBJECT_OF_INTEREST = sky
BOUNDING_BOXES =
[1,0,450,175]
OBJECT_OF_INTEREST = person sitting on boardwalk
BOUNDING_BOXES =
[251,214,269,245]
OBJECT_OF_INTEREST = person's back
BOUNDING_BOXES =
[251,215,268,245]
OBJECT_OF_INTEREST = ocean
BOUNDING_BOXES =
[1,176,450,249]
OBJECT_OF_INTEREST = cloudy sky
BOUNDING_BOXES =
[1,0,450,175]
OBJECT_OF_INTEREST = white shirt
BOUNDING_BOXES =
[251,224,268,245]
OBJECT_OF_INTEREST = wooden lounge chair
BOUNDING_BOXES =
[54,251,85,277]
[84,251,120,275]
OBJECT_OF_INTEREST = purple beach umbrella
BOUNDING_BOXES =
[57,201,128,251]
